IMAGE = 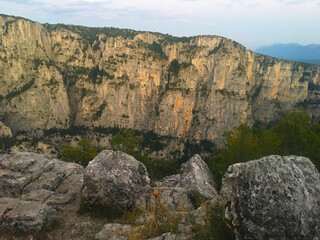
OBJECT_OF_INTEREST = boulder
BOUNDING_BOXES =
[0,152,84,210]
[0,197,56,232]
[180,154,218,200]
[221,155,320,239]
[82,150,150,216]
[95,223,133,240]
[151,155,218,211]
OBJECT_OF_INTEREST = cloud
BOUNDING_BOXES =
[0,0,319,49]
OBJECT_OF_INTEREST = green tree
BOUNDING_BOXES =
[61,139,98,167]
[110,129,179,180]
[110,129,142,155]
[209,108,320,189]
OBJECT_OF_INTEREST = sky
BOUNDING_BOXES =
[0,0,319,50]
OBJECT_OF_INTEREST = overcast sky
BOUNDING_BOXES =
[0,0,319,49]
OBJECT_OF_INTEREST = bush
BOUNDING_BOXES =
[209,108,320,189]
[128,200,179,240]
[0,136,17,150]
[192,203,234,240]
[138,156,179,181]
[188,190,204,209]
[110,129,179,181]
[61,139,98,167]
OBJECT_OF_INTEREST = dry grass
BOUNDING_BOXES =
[127,199,179,240]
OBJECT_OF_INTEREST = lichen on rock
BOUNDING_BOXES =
[221,155,320,239]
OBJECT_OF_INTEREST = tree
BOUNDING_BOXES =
[61,139,98,167]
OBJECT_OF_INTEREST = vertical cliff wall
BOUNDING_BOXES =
[0,14,319,144]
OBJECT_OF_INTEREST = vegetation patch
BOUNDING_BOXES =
[209,108,320,189]
[192,203,235,240]
[128,201,179,240]
[93,102,107,120]
[188,190,204,209]
[44,24,141,44]
[147,42,167,59]
[61,139,98,167]
[6,78,35,100]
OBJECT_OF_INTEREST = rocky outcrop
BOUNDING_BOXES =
[180,154,217,199]
[0,198,56,232]
[0,152,84,232]
[0,152,84,209]
[1,14,320,146]
[153,154,218,211]
[1,151,320,239]
[82,150,150,216]
[221,155,320,239]
[95,223,133,240]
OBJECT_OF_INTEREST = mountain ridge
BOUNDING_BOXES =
[0,14,320,146]
[255,43,320,65]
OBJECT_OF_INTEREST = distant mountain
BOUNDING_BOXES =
[255,43,320,65]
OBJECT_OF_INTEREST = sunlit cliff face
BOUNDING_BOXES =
[0,14,319,145]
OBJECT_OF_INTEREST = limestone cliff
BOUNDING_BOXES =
[1,14,320,144]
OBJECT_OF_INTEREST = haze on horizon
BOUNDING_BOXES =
[0,0,319,50]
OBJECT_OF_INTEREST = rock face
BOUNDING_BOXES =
[153,154,218,211]
[221,155,320,239]
[0,152,84,232]
[0,198,56,232]
[95,223,133,240]
[1,15,320,145]
[82,150,150,215]
[180,154,217,199]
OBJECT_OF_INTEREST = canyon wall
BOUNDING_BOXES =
[1,14,319,144]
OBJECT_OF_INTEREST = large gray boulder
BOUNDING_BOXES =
[0,198,56,232]
[180,154,218,200]
[0,152,84,210]
[82,150,150,216]
[221,155,320,239]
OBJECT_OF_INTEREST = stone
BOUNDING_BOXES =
[180,154,218,200]
[0,198,56,232]
[0,152,84,210]
[147,232,188,240]
[82,150,150,215]
[95,223,132,240]
[151,155,218,212]
[221,155,320,239]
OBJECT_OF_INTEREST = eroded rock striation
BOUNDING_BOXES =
[1,14,320,145]
[221,155,320,239]
[82,150,150,215]
[0,152,84,232]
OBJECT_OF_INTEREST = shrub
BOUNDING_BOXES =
[0,136,17,150]
[61,139,98,167]
[168,59,180,76]
[128,199,179,240]
[188,190,204,209]
[209,108,320,189]
[192,203,234,240]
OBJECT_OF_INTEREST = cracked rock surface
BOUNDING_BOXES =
[221,155,320,240]
[0,152,84,232]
